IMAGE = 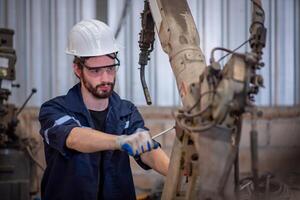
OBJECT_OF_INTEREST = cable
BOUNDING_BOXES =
[185,90,217,113]
[210,1,265,67]
[175,114,215,133]
[216,38,251,63]
[140,64,152,105]
[173,90,219,132]
[114,0,131,39]
[183,104,211,118]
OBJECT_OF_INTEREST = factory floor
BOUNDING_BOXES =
[134,171,300,200]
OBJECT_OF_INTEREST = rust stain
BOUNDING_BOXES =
[179,81,188,98]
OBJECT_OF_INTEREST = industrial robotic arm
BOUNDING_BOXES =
[138,0,266,199]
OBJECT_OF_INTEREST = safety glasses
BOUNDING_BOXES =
[79,54,120,76]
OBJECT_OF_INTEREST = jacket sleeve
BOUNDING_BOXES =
[128,104,161,170]
[39,100,81,158]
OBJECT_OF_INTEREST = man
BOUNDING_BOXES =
[39,19,169,200]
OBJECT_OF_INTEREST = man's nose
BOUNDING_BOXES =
[99,70,112,81]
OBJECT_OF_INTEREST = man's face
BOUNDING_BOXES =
[75,55,117,99]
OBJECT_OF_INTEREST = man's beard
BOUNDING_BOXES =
[81,74,115,99]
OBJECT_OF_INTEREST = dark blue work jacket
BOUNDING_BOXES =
[39,83,151,200]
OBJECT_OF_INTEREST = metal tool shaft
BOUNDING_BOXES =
[151,126,175,139]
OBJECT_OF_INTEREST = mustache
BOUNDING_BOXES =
[95,82,114,88]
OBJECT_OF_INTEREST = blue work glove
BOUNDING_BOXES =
[116,128,159,157]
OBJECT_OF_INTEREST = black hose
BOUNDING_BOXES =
[140,64,152,105]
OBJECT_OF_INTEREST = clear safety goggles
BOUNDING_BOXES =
[79,54,120,76]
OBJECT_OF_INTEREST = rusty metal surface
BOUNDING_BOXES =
[150,0,207,109]
[191,126,237,199]
[149,0,270,199]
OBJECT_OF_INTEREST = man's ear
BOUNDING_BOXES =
[73,63,82,79]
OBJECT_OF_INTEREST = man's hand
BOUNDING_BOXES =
[116,129,159,157]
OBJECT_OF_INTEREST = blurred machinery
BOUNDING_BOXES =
[138,0,270,199]
[0,28,39,200]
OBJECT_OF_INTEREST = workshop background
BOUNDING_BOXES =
[0,0,300,199]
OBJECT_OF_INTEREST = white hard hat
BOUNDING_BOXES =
[66,19,120,57]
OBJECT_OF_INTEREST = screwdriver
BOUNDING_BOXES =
[151,126,175,139]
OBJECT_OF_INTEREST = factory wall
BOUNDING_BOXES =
[0,0,96,107]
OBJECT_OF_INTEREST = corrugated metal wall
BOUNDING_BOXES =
[0,0,96,106]
[0,0,299,107]
[109,0,300,106]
